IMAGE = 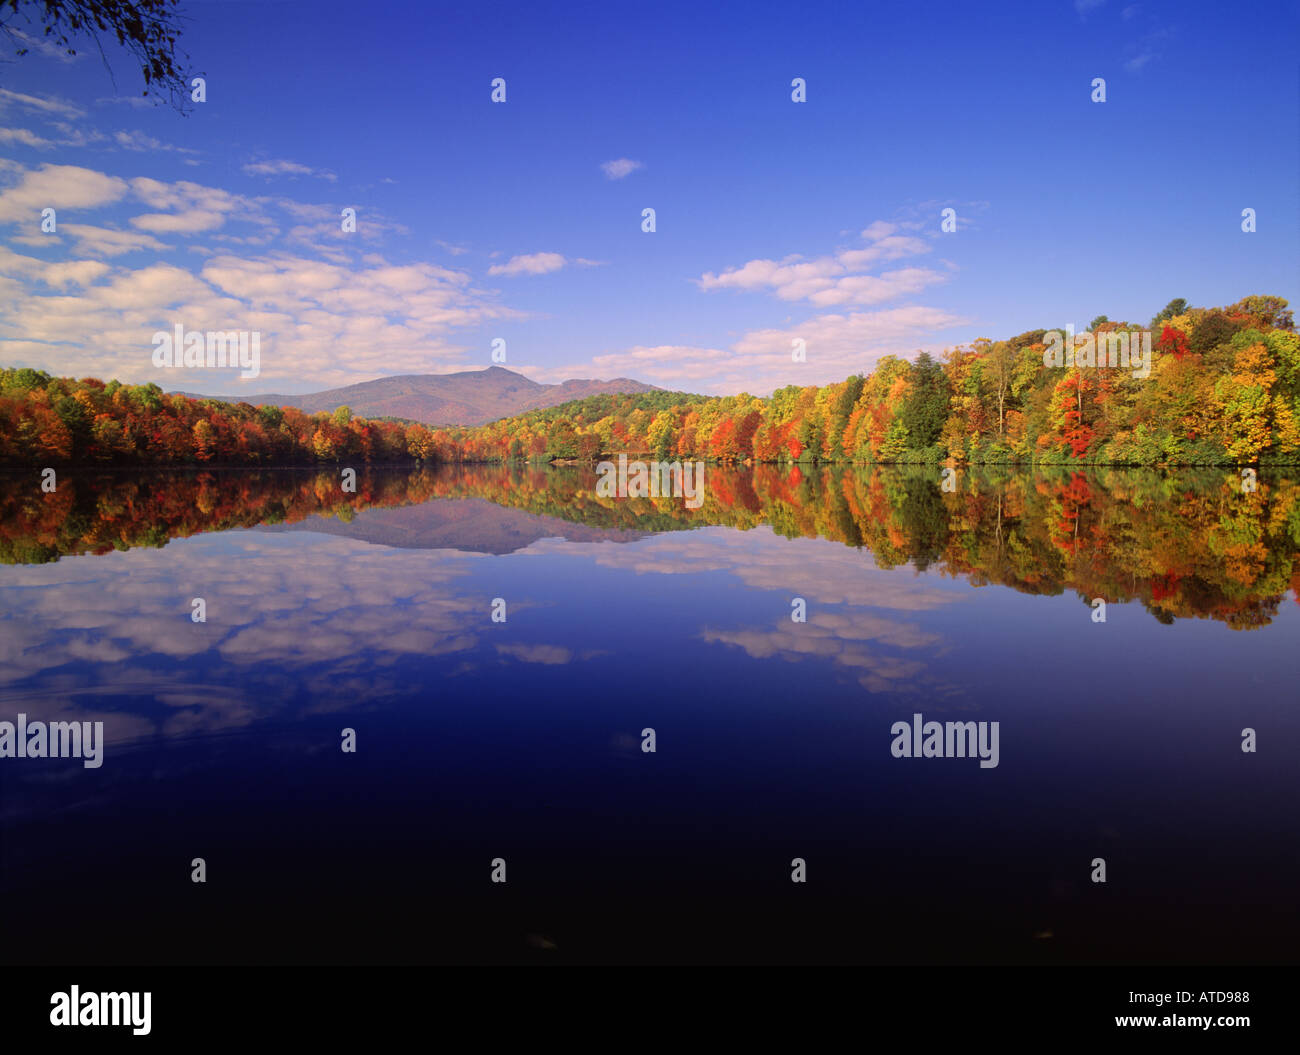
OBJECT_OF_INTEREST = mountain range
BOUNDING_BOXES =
[256,494,648,555]
[173,366,659,426]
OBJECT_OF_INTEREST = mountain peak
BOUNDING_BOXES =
[172,368,659,427]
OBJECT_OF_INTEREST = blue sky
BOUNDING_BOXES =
[1,0,1296,396]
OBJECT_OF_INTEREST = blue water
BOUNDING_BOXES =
[1,467,1296,964]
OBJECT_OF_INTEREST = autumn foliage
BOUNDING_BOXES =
[1,295,1296,468]
[398,295,1300,468]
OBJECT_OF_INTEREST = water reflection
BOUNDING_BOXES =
[2,464,1295,629]
[2,465,1297,965]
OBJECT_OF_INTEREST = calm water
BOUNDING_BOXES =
[1,465,1297,964]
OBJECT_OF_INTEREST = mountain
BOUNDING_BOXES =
[172,366,659,426]
[256,495,648,555]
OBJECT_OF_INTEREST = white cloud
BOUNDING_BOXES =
[697,224,941,306]
[5,28,83,63]
[113,130,197,155]
[0,247,110,291]
[0,88,85,119]
[131,210,226,233]
[0,127,53,149]
[488,251,567,277]
[62,224,171,257]
[96,97,158,109]
[805,267,947,307]
[0,163,128,223]
[243,158,337,182]
[121,176,252,235]
[0,158,514,387]
[7,233,57,247]
[88,262,212,309]
[859,221,897,241]
[600,158,644,180]
[562,305,968,394]
[0,233,522,389]
[44,121,107,148]
[41,259,112,288]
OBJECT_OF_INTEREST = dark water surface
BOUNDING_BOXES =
[1,465,1297,964]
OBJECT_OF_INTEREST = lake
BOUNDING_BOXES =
[1,464,1297,964]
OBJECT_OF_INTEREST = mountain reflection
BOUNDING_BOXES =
[1,463,1296,629]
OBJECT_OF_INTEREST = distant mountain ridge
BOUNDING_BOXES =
[256,495,649,555]
[173,366,659,426]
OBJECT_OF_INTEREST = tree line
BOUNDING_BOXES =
[0,295,1295,467]
[456,295,1297,467]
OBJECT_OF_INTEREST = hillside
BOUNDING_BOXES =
[173,366,659,426]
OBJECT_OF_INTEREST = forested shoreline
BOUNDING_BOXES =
[2,296,1296,468]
